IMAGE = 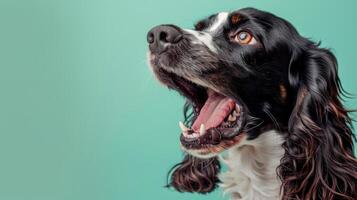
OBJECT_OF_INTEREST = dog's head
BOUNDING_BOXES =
[148,8,296,156]
[147,7,356,199]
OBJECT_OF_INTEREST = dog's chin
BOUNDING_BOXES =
[181,133,247,159]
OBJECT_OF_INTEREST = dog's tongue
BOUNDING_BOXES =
[192,92,236,132]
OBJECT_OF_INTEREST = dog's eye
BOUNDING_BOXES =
[234,31,257,45]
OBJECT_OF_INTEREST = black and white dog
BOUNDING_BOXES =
[147,8,357,200]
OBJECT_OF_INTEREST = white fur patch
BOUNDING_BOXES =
[208,12,229,32]
[219,130,285,200]
[184,29,217,53]
[183,12,228,53]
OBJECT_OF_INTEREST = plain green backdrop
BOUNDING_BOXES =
[0,0,356,200]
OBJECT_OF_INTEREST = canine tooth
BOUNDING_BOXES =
[179,121,189,132]
[235,104,241,113]
[199,124,206,135]
[233,110,239,117]
[228,114,236,121]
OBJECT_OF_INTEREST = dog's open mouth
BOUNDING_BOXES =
[148,51,246,155]
[172,77,245,155]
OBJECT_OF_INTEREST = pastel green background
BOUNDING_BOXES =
[0,0,356,200]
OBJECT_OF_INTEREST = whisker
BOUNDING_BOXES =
[264,109,281,131]
[244,120,264,132]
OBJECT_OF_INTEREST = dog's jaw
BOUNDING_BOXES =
[219,130,285,200]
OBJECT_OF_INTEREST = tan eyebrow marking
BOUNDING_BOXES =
[231,13,241,25]
[280,84,287,102]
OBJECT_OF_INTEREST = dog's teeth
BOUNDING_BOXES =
[182,131,189,137]
[179,121,189,132]
[235,104,241,113]
[199,124,206,136]
[186,133,197,138]
[233,110,239,117]
[228,114,236,121]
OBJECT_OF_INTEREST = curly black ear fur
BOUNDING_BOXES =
[167,155,220,193]
[279,44,357,199]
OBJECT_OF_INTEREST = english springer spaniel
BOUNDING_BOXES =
[146,8,357,200]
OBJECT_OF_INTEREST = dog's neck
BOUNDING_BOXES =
[219,130,285,200]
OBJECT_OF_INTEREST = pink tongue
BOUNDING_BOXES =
[192,92,236,132]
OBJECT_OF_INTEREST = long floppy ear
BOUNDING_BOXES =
[167,155,220,193]
[279,45,357,199]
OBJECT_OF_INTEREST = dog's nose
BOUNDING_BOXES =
[147,25,182,54]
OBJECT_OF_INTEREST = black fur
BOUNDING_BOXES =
[148,7,357,199]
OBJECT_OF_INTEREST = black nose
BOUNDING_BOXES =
[147,25,182,54]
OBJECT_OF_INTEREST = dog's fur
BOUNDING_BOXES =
[147,8,357,200]
[219,130,284,199]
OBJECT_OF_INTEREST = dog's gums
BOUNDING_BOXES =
[178,89,244,151]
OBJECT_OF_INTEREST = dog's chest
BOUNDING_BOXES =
[218,131,285,200]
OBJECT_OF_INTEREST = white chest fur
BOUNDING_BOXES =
[218,131,285,200]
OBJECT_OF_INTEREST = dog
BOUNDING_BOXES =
[146,8,357,200]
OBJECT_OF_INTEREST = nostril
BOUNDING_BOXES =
[159,30,182,44]
[159,31,168,42]
[147,32,154,44]
[147,25,182,53]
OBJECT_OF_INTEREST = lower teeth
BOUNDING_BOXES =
[180,104,241,139]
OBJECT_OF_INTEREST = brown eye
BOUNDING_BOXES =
[234,31,256,45]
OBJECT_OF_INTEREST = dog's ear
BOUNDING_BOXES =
[167,155,220,194]
[280,45,357,199]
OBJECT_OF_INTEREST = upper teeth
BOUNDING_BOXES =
[235,104,241,113]
[199,124,206,136]
[228,114,236,121]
